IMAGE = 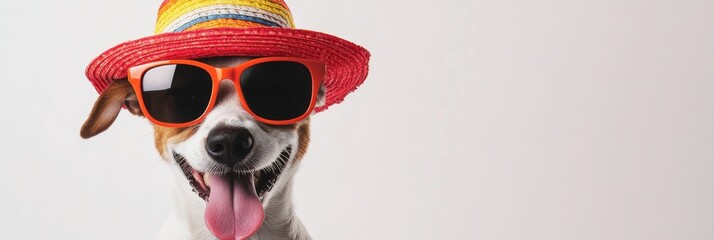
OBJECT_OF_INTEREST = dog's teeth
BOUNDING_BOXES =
[203,174,211,187]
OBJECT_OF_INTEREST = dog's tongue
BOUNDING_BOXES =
[205,173,264,240]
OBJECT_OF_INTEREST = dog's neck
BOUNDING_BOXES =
[157,166,310,240]
[253,177,311,240]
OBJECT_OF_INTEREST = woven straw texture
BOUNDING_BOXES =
[86,0,370,113]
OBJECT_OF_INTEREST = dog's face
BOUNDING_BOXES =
[81,56,325,237]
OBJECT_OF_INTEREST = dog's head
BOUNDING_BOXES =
[80,57,325,238]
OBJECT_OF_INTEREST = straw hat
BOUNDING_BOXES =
[85,0,370,112]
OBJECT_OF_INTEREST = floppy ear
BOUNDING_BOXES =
[80,79,143,139]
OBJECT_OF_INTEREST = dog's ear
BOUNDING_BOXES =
[80,79,143,139]
[315,84,327,109]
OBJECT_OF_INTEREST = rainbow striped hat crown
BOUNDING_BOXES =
[86,0,370,112]
[155,0,295,33]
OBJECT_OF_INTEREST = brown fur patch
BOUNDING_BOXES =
[153,125,200,158]
[294,121,311,162]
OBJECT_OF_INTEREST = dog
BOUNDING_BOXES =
[81,56,324,239]
[79,1,369,239]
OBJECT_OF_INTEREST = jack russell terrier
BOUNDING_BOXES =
[79,0,370,239]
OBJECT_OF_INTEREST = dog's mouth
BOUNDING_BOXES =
[172,147,291,239]
[172,147,291,202]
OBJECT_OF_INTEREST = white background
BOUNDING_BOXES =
[1,0,713,239]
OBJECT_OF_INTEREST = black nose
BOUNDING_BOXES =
[206,126,253,166]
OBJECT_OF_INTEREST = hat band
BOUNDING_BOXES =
[159,5,292,33]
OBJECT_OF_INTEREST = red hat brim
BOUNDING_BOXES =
[85,27,370,112]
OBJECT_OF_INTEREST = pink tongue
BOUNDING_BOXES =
[205,174,264,240]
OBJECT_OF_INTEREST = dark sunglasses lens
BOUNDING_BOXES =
[141,64,213,124]
[240,61,313,121]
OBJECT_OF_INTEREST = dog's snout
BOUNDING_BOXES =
[206,126,253,166]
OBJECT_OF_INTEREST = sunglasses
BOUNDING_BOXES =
[127,57,325,127]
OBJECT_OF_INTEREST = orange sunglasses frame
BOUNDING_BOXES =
[127,57,326,128]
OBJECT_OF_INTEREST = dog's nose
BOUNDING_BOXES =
[206,126,254,166]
